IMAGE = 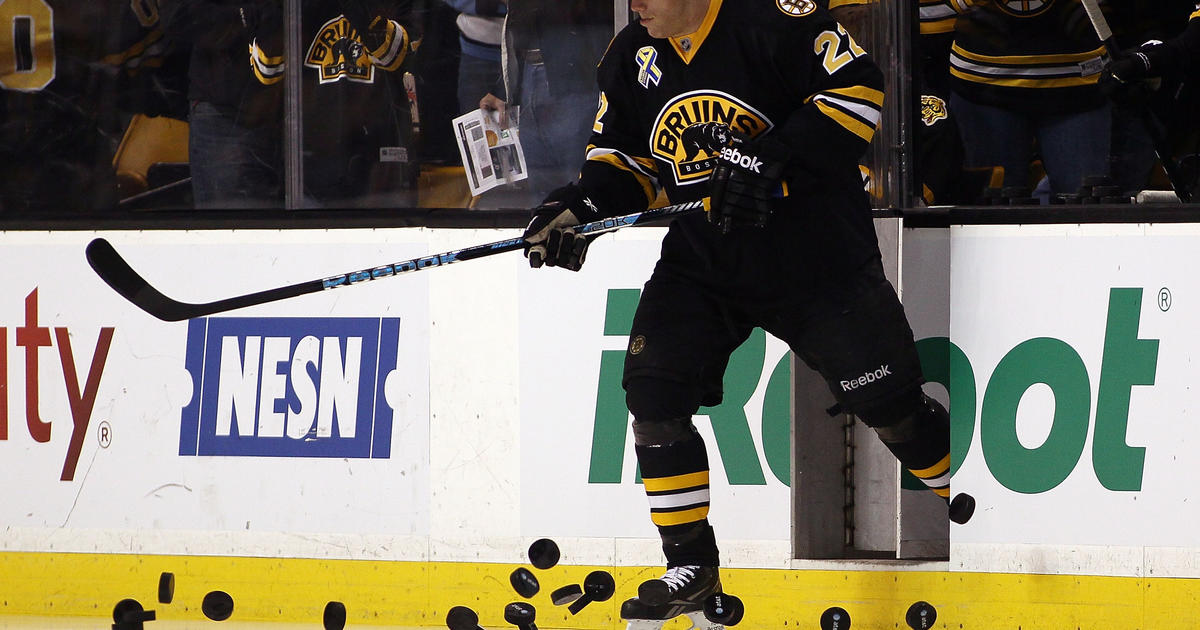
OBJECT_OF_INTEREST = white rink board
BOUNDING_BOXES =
[0,228,790,567]
[946,223,1200,575]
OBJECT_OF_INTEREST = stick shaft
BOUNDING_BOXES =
[87,199,709,321]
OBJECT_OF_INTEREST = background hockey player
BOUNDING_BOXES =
[520,0,963,625]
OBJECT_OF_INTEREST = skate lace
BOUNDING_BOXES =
[660,565,698,592]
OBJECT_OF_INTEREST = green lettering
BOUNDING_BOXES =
[981,338,1091,494]
[700,329,767,485]
[588,289,642,483]
[761,351,792,486]
[916,337,976,477]
[1094,288,1157,491]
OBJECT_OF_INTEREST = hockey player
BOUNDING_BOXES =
[521,1,961,627]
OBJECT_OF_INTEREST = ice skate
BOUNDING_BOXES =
[621,565,723,630]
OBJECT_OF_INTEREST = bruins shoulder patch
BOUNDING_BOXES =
[777,0,817,17]
[920,95,948,127]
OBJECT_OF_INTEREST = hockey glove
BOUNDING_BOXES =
[523,183,600,271]
[704,126,791,234]
[1100,41,1165,103]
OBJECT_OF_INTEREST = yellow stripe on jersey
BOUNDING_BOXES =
[249,38,285,85]
[911,454,951,479]
[1191,7,1199,19]
[951,42,1107,66]
[806,86,883,143]
[813,100,875,141]
[642,470,709,493]
[949,66,1101,89]
[829,0,874,7]
[585,147,661,206]
[651,506,710,527]
[366,18,409,71]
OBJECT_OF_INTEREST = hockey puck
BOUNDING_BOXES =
[567,570,616,615]
[703,592,744,626]
[112,599,153,623]
[503,601,537,630]
[157,572,175,604]
[905,601,937,629]
[446,605,481,630]
[323,601,347,630]
[949,492,976,524]
[550,584,583,606]
[510,567,540,598]
[201,590,234,621]
[819,606,851,630]
[527,538,560,570]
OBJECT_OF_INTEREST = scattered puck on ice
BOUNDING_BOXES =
[905,601,937,629]
[201,590,234,621]
[445,605,481,630]
[157,572,175,604]
[819,606,851,630]
[527,538,560,570]
[567,570,615,615]
[550,584,583,606]
[509,567,541,598]
[703,592,744,626]
[323,601,347,630]
[503,601,537,630]
[112,598,155,624]
[949,493,976,524]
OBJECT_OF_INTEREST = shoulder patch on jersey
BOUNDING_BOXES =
[651,90,774,186]
[920,95,948,127]
[777,0,817,17]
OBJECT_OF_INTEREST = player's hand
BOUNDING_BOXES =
[523,183,600,271]
[706,129,790,234]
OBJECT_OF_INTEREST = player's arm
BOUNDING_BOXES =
[774,17,886,187]
[342,0,419,72]
[522,41,659,270]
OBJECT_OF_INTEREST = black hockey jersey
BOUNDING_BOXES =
[950,0,1108,114]
[581,0,885,287]
[249,1,417,202]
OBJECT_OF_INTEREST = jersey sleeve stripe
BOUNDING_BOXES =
[951,42,1107,66]
[812,99,877,142]
[367,19,409,71]
[586,147,662,204]
[821,85,885,108]
[249,39,285,85]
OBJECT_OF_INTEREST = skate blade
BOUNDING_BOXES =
[623,611,724,630]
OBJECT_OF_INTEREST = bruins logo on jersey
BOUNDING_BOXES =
[920,95,948,127]
[777,0,817,16]
[994,0,1054,17]
[652,90,773,185]
[305,15,376,84]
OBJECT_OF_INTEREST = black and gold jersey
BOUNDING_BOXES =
[950,0,1108,114]
[248,1,417,200]
[582,0,884,214]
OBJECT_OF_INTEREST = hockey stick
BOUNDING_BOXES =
[1079,0,1192,201]
[86,198,710,322]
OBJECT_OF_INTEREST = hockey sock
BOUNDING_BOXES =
[870,395,952,501]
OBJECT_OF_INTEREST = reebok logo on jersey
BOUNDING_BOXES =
[720,147,764,173]
[840,364,892,392]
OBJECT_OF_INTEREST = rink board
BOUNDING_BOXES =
[2,224,1200,628]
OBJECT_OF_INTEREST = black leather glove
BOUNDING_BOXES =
[523,183,600,271]
[703,125,790,234]
[1100,42,1163,104]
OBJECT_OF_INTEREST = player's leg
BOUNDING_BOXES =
[620,273,750,625]
[770,264,954,503]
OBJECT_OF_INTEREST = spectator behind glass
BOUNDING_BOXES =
[950,0,1111,202]
[476,0,613,208]
[249,0,421,206]
[442,0,507,114]
[161,0,284,209]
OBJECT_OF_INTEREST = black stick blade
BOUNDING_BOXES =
[86,238,194,322]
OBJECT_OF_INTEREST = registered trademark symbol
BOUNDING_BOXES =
[97,421,112,448]
[1159,287,1172,312]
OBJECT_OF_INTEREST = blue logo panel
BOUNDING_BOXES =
[179,317,399,458]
